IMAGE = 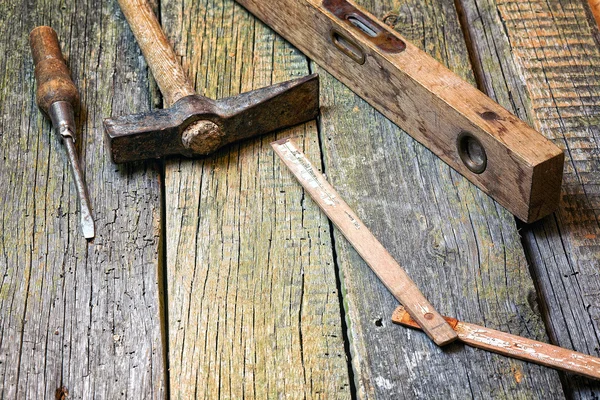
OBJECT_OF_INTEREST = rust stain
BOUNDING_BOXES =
[512,366,523,384]
[584,234,596,240]
[55,387,69,400]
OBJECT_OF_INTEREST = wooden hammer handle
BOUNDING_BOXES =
[30,26,79,114]
[117,0,196,106]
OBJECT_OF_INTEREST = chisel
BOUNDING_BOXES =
[30,26,95,240]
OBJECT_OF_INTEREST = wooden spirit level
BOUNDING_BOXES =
[236,0,564,223]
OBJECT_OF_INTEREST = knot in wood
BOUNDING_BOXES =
[181,120,224,154]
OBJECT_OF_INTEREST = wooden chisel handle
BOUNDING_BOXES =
[30,26,79,115]
[392,306,600,380]
[117,0,195,106]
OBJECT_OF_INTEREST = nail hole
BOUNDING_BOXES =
[457,131,487,174]
[424,313,434,320]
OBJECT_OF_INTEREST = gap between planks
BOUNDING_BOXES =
[307,57,360,399]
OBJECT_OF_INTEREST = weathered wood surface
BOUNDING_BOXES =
[0,1,164,399]
[160,1,351,398]
[315,0,563,397]
[3,0,600,398]
[456,0,600,397]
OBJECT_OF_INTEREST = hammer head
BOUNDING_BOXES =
[104,74,319,163]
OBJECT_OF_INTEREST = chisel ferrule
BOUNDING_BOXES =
[49,101,76,140]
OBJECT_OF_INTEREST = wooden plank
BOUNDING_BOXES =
[313,0,565,397]
[272,138,457,346]
[160,1,352,398]
[0,0,164,398]
[455,0,600,396]
[235,0,565,224]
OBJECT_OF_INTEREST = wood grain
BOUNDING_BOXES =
[314,0,564,397]
[235,0,565,223]
[272,138,457,346]
[0,0,164,398]
[159,0,352,398]
[456,0,600,396]
[3,0,598,398]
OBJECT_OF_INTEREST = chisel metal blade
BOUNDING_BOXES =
[64,137,95,239]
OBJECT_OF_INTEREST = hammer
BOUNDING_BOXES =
[104,0,319,163]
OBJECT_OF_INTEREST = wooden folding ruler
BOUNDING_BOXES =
[272,138,457,346]
[236,0,564,223]
[393,306,600,380]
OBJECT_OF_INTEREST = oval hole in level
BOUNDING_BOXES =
[347,15,378,37]
[330,29,366,64]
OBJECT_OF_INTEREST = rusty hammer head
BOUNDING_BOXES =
[105,0,320,164]
[104,74,319,163]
